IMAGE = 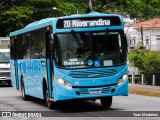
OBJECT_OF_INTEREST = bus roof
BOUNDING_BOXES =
[10,12,122,37]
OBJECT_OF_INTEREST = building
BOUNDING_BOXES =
[123,15,136,25]
[0,37,10,45]
[0,37,10,48]
[125,18,160,51]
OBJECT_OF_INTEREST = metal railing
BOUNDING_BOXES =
[128,72,160,86]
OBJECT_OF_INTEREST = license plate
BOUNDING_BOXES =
[90,90,101,94]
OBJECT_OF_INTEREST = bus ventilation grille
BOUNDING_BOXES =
[69,69,117,78]
[0,72,10,77]
[79,87,111,95]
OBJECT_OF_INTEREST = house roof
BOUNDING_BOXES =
[126,18,160,28]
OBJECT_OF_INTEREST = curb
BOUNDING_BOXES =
[129,88,160,98]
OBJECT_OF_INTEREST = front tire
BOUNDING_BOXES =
[44,87,56,109]
[100,96,112,109]
[21,80,29,100]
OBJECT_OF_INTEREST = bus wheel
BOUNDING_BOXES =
[21,80,29,100]
[100,96,112,109]
[44,88,55,109]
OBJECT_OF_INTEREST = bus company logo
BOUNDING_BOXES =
[2,112,11,117]
[74,81,79,85]
[93,80,97,85]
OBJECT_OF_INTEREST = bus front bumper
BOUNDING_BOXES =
[54,79,128,101]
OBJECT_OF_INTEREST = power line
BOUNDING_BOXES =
[0,0,15,8]
[0,7,70,14]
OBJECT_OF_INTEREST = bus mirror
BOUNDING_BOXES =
[50,33,54,40]
[120,31,128,48]
[50,33,55,49]
[124,34,128,48]
[50,40,54,53]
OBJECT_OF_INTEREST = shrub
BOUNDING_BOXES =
[128,50,160,73]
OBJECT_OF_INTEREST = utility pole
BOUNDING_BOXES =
[141,26,144,48]
[87,0,92,13]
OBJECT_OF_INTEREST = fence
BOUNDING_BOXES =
[128,72,160,86]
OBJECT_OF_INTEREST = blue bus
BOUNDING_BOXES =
[10,12,128,109]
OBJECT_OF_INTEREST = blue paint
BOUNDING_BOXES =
[10,12,128,103]
[16,60,44,80]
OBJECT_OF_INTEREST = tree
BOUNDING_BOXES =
[0,6,33,36]
[91,0,160,20]
[0,0,160,36]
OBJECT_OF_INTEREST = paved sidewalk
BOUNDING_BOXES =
[129,83,160,92]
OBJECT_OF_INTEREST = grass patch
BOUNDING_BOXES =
[129,88,160,98]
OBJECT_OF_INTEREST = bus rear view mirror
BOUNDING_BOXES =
[124,34,128,48]
[49,33,55,52]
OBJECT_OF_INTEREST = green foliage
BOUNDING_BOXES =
[0,0,160,36]
[128,50,160,73]
[137,41,145,49]
[91,0,160,19]
[0,6,33,36]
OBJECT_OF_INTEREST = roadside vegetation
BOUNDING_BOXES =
[128,43,160,96]
[128,49,160,74]
[0,0,160,36]
[128,40,160,85]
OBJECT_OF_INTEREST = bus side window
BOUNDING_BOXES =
[23,33,31,59]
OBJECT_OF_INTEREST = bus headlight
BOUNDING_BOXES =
[57,77,72,90]
[117,74,128,86]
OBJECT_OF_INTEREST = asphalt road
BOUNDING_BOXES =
[0,86,160,120]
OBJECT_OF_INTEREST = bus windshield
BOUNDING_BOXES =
[55,31,127,68]
[0,52,10,63]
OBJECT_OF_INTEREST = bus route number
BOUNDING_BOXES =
[64,20,71,28]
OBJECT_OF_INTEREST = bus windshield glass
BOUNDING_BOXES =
[0,52,10,63]
[55,31,127,68]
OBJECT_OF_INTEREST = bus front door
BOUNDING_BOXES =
[46,31,54,100]
[14,38,19,90]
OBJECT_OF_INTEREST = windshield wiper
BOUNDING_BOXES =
[71,30,83,49]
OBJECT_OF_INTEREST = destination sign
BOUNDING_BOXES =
[63,19,110,28]
[56,16,121,29]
